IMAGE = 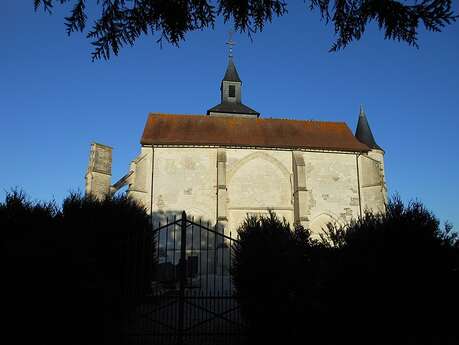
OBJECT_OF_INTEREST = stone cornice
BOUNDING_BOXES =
[144,144,363,155]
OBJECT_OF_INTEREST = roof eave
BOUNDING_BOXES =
[206,104,260,117]
[140,140,369,153]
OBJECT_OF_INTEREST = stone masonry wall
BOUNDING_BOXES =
[225,149,294,232]
[150,147,217,223]
[127,146,386,236]
[302,151,361,234]
[359,150,386,213]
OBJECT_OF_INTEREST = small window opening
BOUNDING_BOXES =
[229,85,236,98]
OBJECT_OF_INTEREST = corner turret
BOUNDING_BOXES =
[355,105,383,151]
[355,105,387,212]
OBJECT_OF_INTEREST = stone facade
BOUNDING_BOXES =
[117,145,386,236]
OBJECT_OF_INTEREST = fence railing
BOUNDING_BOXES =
[124,211,246,345]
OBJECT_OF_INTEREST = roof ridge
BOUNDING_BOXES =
[148,112,347,125]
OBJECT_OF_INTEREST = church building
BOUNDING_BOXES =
[85,51,387,235]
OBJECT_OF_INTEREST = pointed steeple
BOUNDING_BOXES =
[355,105,383,150]
[207,34,259,118]
[220,56,243,103]
[223,57,241,82]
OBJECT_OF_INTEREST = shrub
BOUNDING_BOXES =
[231,212,320,343]
[1,191,153,345]
[231,199,459,345]
[320,197,459,345]
[1,190,61,344]
[61,193,153,344]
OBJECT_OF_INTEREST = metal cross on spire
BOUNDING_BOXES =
[226,30,236,58]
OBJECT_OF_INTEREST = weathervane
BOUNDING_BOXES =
[226,30,236,58]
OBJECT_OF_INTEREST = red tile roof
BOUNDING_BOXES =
[141,113,369,152]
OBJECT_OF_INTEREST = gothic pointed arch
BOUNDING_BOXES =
[227,151,291,182]
[227,151,292,209]
[309,212,342,235]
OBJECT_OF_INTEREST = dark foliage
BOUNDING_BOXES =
[231,211,321,343]
[1,191,61,344]
[33,1,457,60]
[1,190,153,345]
[231,198,459,345]
[319,197,459,345]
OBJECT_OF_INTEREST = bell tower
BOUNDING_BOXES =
[221,56,242,104]
[207,33,259,118]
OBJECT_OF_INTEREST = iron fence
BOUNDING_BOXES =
[124,212,246,345]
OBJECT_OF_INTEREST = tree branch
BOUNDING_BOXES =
[33,0,458,60]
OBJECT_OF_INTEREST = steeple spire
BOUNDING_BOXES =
[223,31,241,82]
[226,30,235,58]
[355,105,382,150]
[223,57,241,83]
[206,33,259,118]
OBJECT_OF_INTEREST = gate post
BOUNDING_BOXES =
[177,211,187,345]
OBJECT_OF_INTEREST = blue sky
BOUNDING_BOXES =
[1,1,458,228]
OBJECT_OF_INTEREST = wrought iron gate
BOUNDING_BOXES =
[124,212,246,345]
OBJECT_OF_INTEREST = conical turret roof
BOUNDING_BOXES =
[355,105,382,150]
